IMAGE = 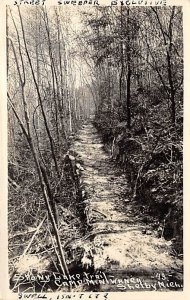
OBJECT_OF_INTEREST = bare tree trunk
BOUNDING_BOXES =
[8,94,69,277]
[11,7,59,226]
[18,7,60,177]
[8,17,69,274]
[126,8,131,129]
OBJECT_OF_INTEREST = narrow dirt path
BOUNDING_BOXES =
[72,122,183,292]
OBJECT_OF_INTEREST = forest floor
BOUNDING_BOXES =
[70,121,183,292]
[9,121,183,293]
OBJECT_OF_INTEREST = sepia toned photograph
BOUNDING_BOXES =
[6,4,183,294]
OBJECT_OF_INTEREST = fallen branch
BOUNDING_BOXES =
[8,177,20,190]
[10,215,47,290]
[21,215,47,257]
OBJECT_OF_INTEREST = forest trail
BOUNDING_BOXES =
[72,122,183,292]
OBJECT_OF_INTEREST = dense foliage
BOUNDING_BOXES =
[81,6,183,253]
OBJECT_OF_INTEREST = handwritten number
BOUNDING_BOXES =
[155,273,167,280]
